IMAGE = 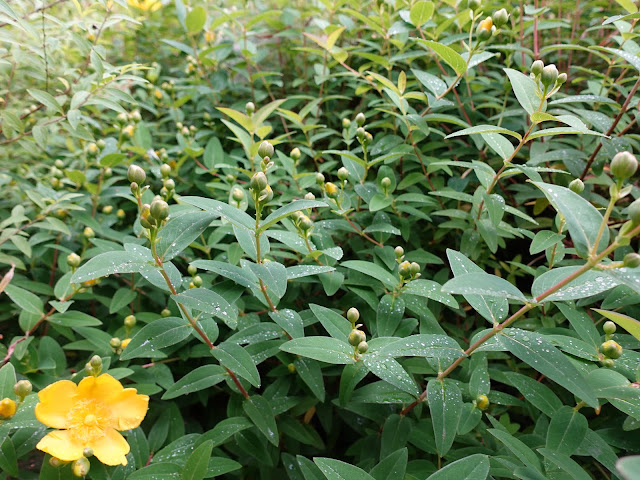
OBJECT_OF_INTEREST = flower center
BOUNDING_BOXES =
[84,414,98,426]
[66,400,111,444]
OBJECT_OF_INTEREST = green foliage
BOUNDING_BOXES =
[1,0,640,479]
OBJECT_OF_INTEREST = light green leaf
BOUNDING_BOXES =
[425,454,489,480]
[185,5,206,34]
[446,125,521,140]
[442,272,527,302]
[363,353,419,396]
[314,457,376,480]
[120,317,192,360]
[504,68,542,115]
[162,365,227,400]
[172,288,238,328]
[211,342,260,387]
[182,440,213,480]
[546,406,588,455]
[592,309,640,341]
[157,211,216,262]
[280,337,355,364]
[341,260,398,289]
[532,267,619,302]
[409,1,434,27]
[259,200,328,232]
[416,40,467,76]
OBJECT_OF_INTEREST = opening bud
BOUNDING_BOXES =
[0,398,17,419]
[600,340,623,359]
[257,185,274,204]
[250,171,269,191]
[476,394,489,410]
[492,8,509,27]
[83,227,95,239]
[325,182,339,199]
[348,329,366,346]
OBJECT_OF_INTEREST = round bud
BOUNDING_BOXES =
[187,265,197,276]
[304,192,315,201]
[541,64,559,88]
[67,253,82,268]
[287,363,296,373]
[49,456,63,467]
[72,457,90,477]
[164,178,175,191]
[193,275,203,287]
[14,379,32,398]
[150,199,169,221]
[325,182,339,198]
[83,227,95,239]
[124,315,136,328]
[337,167,349,181]
[161,308,171,317]
[492,8,509,27]
[355,112,366,126]
[476,19,492,41]
[54,159,65,169]
[90,355,102,368]
[342,118,351,128]
[468,0,481,11]
[161,163,172,178]
[409,262,421,275]
[610,151,638,181]
[102,205,113,214]
[624,253,640,268]
[258,141,275,159]
[87,142,98,154]
[291,148,301,161]
[315,173,325,185]
[116,209,125,220]
[347,307,360,323]
[127,164,146,185]
[394,246,405,258]
[83,447,94,458]
[476,394,489,410]
[603,321,617,335]
[602,358,615,368]
[97,139,106,149]
[356,127,366,142]
[357,341,369,354]
[600,340,623,359]
[110,337,122,348]
[381,177,391,189]
[568,178,584,194]
[348,329,366,346]
[245,101,255,115]
[299,216,313,231]
[104,167,113,178]
[131,110,142,122]
[130,182,139,195]
[399,260,411,277]
[531,60,544,76]
[232,187,245,202]
[258,185,274,203]
[628,199,640,225]
[557,73,568,85]
[0,398,16,419]
[250,171,268,191]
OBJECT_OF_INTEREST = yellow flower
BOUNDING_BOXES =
[127,0,162,12]
[120,338,131,349]
[479,16,493,31]
[0,398,17,419]
[35,374,149,466]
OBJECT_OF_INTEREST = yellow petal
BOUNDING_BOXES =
[106,388,149,431]
[35,380,77,429]
[90,428,130,466]
[77,374,124,403]
[36,430,84,462]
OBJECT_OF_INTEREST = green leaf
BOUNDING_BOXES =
[445,125,521,140]
[211,342,260,387]
[185,5,207,34]
[403,279,458,308]
[0,364,16,398]
[243,395,278,446]
[27,89,63,114]
[259,200,328,232]
[488,428,541,471]
[363,353,419,396]
[370,448,408,480]
[216,107,255,133]
[294,357,325,401]
[314,457,376,480]
[425,454,489,480]
[182,440,213,480]
[531,266,619,302]
[199,417,253,448]
[538,448,592,480]
[504,68,543,115]
[427,379,462,456]
[162,365,227,400]
[70,250,155,284]
[128,463,182,479]
[442,272,528,302]
[172,288,238,328]
[379,334,464,363]
[309,304,352,340]
[180,196,255,231]
[0,436,17,477]
[409,1,434,27]
[270,309,304,339]
[503,372,562,416]
[416,39,467,76]
[4,284,44,315]
[109,287,137,314]
[617,456,640,480]
[531,182,608,258]
[499,329,598,407]
[157,211,216,262]
[341,260,398,289]
[377,294,405,337]
[600,47,640,72]
[593,309,640,341]
[120,317,192,360]
[546,406,588,455]
[530,230,565,254]
[280,337,355,364]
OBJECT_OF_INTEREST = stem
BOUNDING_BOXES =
[253,201,278,312]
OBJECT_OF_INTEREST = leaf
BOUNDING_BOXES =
[403,279,458,308]
[409,1,434,27]
[280,337,355,364]
[157,211,216,262]
[309,304,352,340]
[531,182,608,258]
[546,406,588,456]
[504,68,543,115]
[314,458,376,480]
[128,463,182,479]
[3,284,44,315]
[499,329,598,407]
[180,196,255,231]
[376,294,405,337]
[259,200,328,232]
[617,456,640,480]
[370,448,408,480]
[531,267,619,302]
[162,365,227,400]
[425,454,490,480]
[341,260,398,289]
[489,428,541,471]
[294,357,325,401]
[600,47,640,72]
[182,440,213,480]
[416,39,467,76]
[270,309,304,339]
[70,250,155,284]
[243,395,278,446]
[27,89,63,114]
[503,372,562,416]
[0,364,16,398]
[0,436,17,477]
[445,125,522,140]
[211,342,260,387]
[185,5,206,34]
[538,448,592,480]
[427,379,462,456]
[120,317,192,360]
[363,353,419,396]
[199,417,253,448]
[379,334,464,362]
[593,309,640,341]
[172,288,238,328]
[442,272,528,302]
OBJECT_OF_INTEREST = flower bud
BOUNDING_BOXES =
[124,315,137,328]
[394,246,404,258]
[399,260,411,277]
[476,18,493,41]
[531,60,544,76]
[541,64,559,88]
[150,199,169,221]
[602,358,615,368]
[299,216,313,231]
[49,456,63,467]
[164,178,175,191]
[245,101,255,115]
[258,141,274,159]
[557,73,567,85]
[55,159,65,169]
[83,227,95,239]
[0,398,16,419]
[161,163,172,178]
[347,307,360,323]
[130,182,139,195]
[67,253,82,268]
[161,308,171,317]
[468,0,481,11]
[356,127,366,142]
[90,355,102,369]
[188,264,197,276]
[291,148,301,161]
[315,173,325,185]
[342,118,351,128]
[603,321,616,335]
[72,457,90,477]
[355,112,366,126]
[87,142,98,154]
[600,340,623,359]
[628,199,640,225]
[409,262,421,275]
[304,192,315,201]
[337,167,349,181]
[610,151,638,181]
[250,171,268,191]
[102,205,113,214]
[14,379,32,398]
[357,341,369,354]
[348,329,366,346]
[624,253,640,268]
[381,177,391,189]
[232,187,245,202]
[568,178,584,194]
[110,337,122,349]
[83,447,94,458]
[325,182,339,199]
[120,338,130,349]
[476,394,489,410]
[492,8,509,27]
[193,275,203,287]
[128,164,146,184]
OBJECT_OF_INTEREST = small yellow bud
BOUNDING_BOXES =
[0,398,17,419]
[121,338,131,349]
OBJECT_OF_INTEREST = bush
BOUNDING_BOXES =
[1,0,640,479]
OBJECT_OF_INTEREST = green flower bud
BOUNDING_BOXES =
[130,182,139,195]
[245,101,255,115]
[355,112,366,126]
[348,329,366,346]
[381,177,391,189]
[49,457,63,467]
[13,379,32,398]
[90,355,102,368]
[557,73,568,85]
[531,60,544,76]
[127,164,146,184]
[124,315,136,328]
[54,159,65,169]
[394,246,404,258]
[304,192,315,200]
[104,167,113,178]
[628,199,640,225]
[399,260,411,277]
[83,447,94,458]
[610,151,638,181]
[602,358,615,368]
[356,127,366,142]
[476,19,492,41]
[357,341,369,354]
[258,185,274,204]
[600,340,623,359]
[337,167,349,181]
[67,253,82,268]
[541,64,559,88]
[161,308,171,317]
[299,216,313,231]
[476,394,489,410]
[603,321,616,335]
[492,8,509,27]
[291,148,301,161]
[188,265,197,276]
[102,205,113,214]
[193,275,203,287]
[468,0,481,10]
[161,163,172,178]
[409,262,421,275]
[232,187,245,202]
[83,227,95,239]
[110,337,121,348]
[347,307,360,323]
[258,141,274,159]
[164,178,175,191]
[325,182,339,199]
[250,171,268,191]
[624,252,640,268]
[568,178,584,194]
[116,209,125,219]
[72,457,90,477]
[150,199,169,221]
[315,173,325,185]
[342,118,351,128]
